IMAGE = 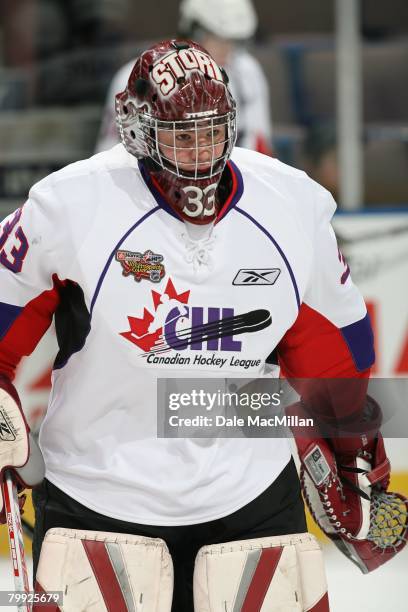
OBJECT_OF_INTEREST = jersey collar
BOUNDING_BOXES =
[138,159,244,224]
[215,160,244,224]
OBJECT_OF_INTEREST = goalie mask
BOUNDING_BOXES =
[116,39,237,224]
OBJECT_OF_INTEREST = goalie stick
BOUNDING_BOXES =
[2,470,31,612]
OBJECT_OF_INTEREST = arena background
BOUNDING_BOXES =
[0,1,407,610]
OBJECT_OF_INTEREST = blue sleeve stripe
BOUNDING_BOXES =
[340,312,375,371]
[0,302,23,339]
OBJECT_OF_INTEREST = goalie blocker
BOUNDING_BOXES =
[0,380,45,522]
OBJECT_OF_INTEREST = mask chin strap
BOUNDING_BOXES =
[142,157,161,173]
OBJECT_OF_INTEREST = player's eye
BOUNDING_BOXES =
[176,133,192,143]
[207,128,223,142]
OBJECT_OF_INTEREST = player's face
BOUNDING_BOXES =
[157,124,226,174]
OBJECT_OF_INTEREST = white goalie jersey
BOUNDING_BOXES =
[0,145,373,525]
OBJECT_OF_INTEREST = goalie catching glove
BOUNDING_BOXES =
[288,397,408,573]
[0,377,45,523]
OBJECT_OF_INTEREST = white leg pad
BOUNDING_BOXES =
[194,532,329,612]
[35,527,173,611]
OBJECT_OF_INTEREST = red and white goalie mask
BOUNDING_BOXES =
[116,39,237,224]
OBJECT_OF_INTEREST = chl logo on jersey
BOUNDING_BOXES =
[151,49,224,97]
[0,409,17,441]
[119,277,271,356]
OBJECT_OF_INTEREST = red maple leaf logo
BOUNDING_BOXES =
[120,278,190,352]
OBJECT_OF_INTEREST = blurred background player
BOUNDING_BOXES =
[95,0,273,154]
[302,122,339,201]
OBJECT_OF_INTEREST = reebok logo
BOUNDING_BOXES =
[233,269,281,286]
[0,409,16,441]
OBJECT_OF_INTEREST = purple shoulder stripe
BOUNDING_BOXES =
[0,302,23,339]
[340,312,375,371]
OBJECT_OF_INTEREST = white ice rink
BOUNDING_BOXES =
[0,544,407,611]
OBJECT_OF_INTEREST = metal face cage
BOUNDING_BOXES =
[117,98,237,179]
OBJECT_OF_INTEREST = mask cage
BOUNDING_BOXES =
[117,100,236,180]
